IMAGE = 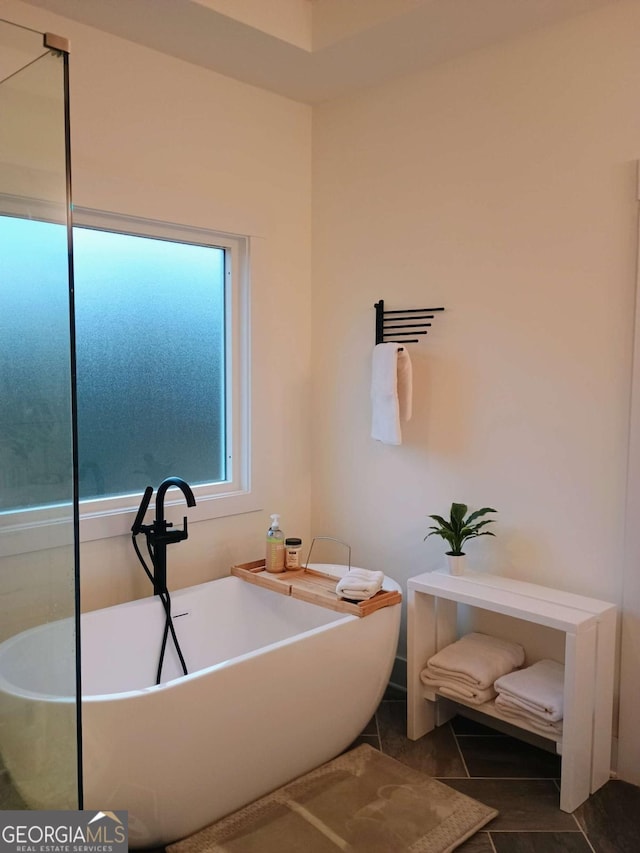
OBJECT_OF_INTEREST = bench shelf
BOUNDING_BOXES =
[407,570,616,813]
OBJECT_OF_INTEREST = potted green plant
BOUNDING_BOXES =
[425,502,497,575]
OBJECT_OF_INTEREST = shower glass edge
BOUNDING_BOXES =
[0,18,81,810]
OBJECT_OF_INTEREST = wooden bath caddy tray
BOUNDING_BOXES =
[231,560,402,617]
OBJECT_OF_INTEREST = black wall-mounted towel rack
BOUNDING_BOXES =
[374,299,445,346]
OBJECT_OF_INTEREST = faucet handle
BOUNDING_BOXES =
[168,517,189,543]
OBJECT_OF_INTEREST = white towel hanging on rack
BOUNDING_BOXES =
[370,343,413,445]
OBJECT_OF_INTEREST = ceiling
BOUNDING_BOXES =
[22,0,622,103]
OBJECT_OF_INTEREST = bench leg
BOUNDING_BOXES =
[560,624,596,812]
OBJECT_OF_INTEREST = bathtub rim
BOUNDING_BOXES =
[0,565,401,704]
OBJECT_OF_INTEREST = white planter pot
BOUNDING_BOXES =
[447,554,466,576]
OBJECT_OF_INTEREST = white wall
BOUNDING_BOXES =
[311,0,640,673]
[619,169,640,782]
[0,0,312,617]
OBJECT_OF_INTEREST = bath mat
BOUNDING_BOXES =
[167,743,497,853]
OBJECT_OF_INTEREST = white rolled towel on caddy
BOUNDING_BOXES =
[336,568,384,601]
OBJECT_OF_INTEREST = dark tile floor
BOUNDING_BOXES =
[3,698,639,852]
[349,697,640,853]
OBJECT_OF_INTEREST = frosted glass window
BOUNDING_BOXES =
[73,227,227,501]
[0,215,73,512]
[0,215,228,510]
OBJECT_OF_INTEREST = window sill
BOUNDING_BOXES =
[80,488,263,543]
[0,488,263,558]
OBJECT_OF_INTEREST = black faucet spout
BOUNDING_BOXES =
[155,476,196,520]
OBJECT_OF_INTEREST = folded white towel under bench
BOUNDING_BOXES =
[419,632,525,705]
[494,659,565,722]
[424,632,525,688]
[494,699,564,736]
[419,671,496,705]
[336,568,384,601]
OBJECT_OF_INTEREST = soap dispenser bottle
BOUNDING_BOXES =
[265,514,285,573]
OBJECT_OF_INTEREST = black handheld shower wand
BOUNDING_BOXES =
[131,485,153,536]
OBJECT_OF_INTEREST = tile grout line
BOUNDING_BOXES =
[568,801,598,850]
[450,722,471,778]
[439,775,562,781]
[486,831,498,853]
[549,777,597,852]
[487,829,586,833]
[579,826,598,853]
[435,776,562,782]
[454,733,509,738]
[374,710,382,753]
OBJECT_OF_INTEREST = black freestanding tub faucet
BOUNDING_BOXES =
[131,476,196,595]
[149,476,196,595]
[130,477,197,684]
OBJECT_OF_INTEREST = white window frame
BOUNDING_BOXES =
[0,203,258,556]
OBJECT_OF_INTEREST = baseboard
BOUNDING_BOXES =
[610,735,619,778]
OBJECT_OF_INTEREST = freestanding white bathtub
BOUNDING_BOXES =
[0,565,401,848]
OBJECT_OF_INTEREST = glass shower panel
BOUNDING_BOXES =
[0,20,79,809]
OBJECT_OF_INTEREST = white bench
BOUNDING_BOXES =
[407,570,616,813]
